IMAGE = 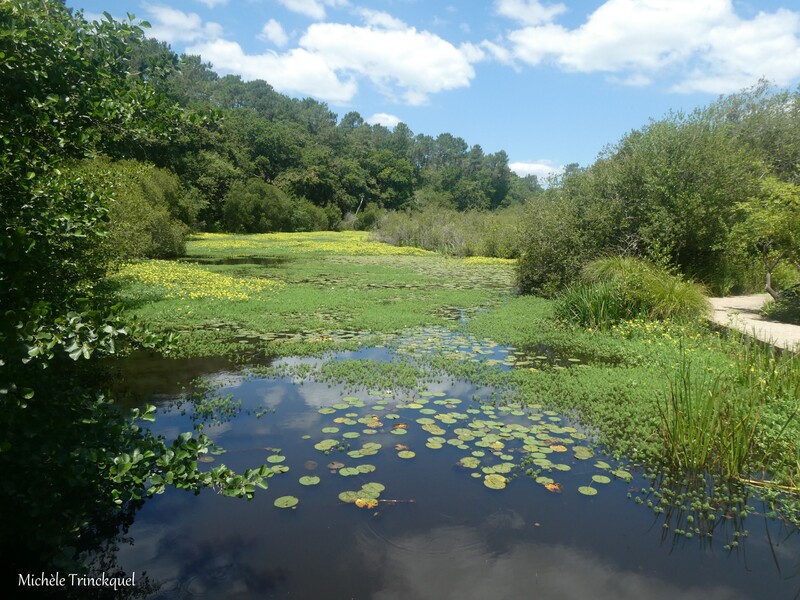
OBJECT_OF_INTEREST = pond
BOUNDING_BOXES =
[111,330,800,600]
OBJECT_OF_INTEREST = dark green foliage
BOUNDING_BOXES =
[516,193,610,296]
[762,285,800,324]
[516,85,800,297]
[70,158,192,260]
[222,178,327,232]
[0,1,268,577]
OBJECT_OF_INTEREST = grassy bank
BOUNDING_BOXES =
[109,232,800,525]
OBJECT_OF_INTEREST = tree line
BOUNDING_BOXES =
[515,82,800,297]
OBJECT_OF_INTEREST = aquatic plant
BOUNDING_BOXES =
[659,340,799,486]
[113,260,283,301]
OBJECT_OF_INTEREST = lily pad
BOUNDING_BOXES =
[274,495,299,508]
[483,473,507,490]
[397,450,416,459]
[578,486,598,496]
[339,490,360,503]
[267,455,286,464]
[299,476,321,486]
[612,469,633,481]
[458,456,480,469]
[314,439,339,452]
[591,475,611,484]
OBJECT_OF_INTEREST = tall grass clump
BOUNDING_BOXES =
[372,205,524,258]
[555,256,710,329]
[659,340,799,485]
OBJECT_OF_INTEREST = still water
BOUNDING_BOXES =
[112,337,800,600]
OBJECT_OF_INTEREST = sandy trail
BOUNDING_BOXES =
[708,294,800,351]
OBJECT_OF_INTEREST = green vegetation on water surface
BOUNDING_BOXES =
[111,231,514,357]
[115,232,800,527]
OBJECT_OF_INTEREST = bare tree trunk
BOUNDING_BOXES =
[764,254,782,300]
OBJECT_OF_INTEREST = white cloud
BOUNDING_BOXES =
[495,0,567,26]
[196,0,229,8]
[357,8,407,31]
[300,20,476,105]
[366,113,401,128]
[277,0,348,21]
[187,39,358,103]
[144,4,222,45]
[674,9,800,93]
[260,19,289,47]
[148,5,476,106]
[498,0,800,94]
[510,160,563,179]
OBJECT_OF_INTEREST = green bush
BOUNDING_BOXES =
[222,178,329,233]
[516,196,595,296]
[555,256,710,328]
[69,158,188,261]
[762,285,800,325]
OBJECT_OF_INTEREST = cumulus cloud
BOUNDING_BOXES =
[143,4,222,44]
[495,0,567,26]
[187,39,358,103]
[366,113,402,128]
[509,160,563,179]
[277,0,348,21]
[497,0,800,94]
[300,17,476,105]
[145,4,479,105]
[260,19,289,47]
[196,0,228,8]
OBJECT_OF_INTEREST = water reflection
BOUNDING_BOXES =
[360,522,749,600]
[108,336,799,599]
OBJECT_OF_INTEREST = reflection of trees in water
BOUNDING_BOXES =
[0,360,161,599]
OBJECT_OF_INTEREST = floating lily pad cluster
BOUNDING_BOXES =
[390,326,583,370]
[272,387,632,512]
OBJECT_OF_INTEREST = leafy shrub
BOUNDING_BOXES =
[555,256,709,328]
[515,196,595,297]
[222,179,327,233]
[69,158,188,261]
[762,285,800,325]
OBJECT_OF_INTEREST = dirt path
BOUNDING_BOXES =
[708,294,800,351]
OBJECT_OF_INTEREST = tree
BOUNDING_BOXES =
[732,176,800,298]
[0,1,267,577]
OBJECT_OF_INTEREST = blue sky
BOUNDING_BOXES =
[66,0,800,178]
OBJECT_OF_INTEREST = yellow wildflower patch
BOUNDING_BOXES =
[461,256,517,266]
[114,260,283,301]
[188,231,433,257]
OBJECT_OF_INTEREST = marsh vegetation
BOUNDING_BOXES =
[2,3,799,596]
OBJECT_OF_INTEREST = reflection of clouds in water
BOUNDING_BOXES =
[204,371,247,390]
[197,420,233,436]
[359,517,748,600]
[257,383,289,410]
[118,513,285,598]
[293,380,348,408]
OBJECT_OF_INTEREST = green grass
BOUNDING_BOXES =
[554,256,710,329]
